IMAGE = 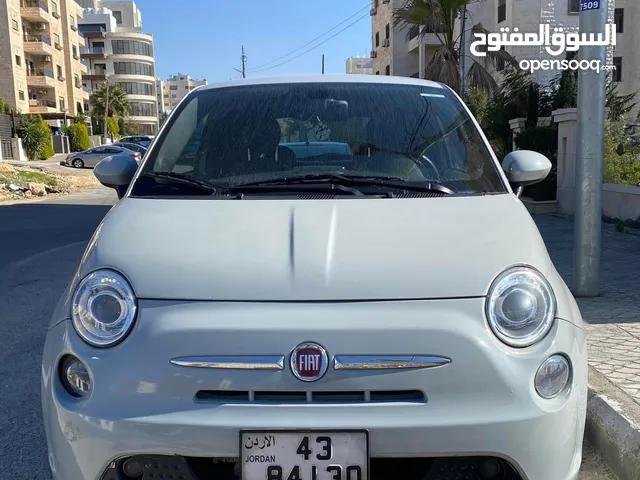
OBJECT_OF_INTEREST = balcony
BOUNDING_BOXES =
[407,24,443,52]
[26,68,56,87]
[23,34,53,55]
[80,46,106,59]
[78,25,107,38]
[29,99,57,113]
[20,1,50,23]
[82,70,107,81]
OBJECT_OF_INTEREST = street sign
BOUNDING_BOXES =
[580,0,600,11]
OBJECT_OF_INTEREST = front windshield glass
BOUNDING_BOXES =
[132,82,506,195]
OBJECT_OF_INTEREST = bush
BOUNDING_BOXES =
[17,115,49,160]
[65,123,91,151]
[108,117,120,139]
[604,118,640,185]
[38,116,55,159]
[514,125,558,201]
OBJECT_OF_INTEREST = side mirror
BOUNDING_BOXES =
[502,150,552,197]
[94,154,139,199]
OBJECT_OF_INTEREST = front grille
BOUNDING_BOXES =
[195,389,426,404]
[101,455,523,480]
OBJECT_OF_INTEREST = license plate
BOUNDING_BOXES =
[240,430,369,480]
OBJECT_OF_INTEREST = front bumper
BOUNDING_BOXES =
[42,298,588,480]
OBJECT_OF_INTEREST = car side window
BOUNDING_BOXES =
[105,147,122,154]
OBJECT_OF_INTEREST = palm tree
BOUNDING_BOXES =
[89,83,130,118]
[393,0,518,94]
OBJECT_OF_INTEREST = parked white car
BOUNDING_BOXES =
[42,74,587,480]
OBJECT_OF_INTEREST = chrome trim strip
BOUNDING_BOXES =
[170,356,285,370]
[333,355,451,370]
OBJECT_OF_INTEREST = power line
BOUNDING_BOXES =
[249,12,369,73]
[248,4,370,71]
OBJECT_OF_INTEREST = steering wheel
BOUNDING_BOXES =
[419,154,441,183]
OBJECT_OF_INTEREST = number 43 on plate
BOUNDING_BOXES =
[240,431,368,480]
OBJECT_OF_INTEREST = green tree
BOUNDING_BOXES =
[17,115,49,160]
[89,83,130,118]
[393,0,518,93]
[38,115,55,159]
[64,123,91,151]
[604,118,640,185]
[465,86,489,128]
[107,117,120,139]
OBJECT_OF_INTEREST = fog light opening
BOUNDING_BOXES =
[479,458,503,479]
[122,457,144,478]
[59,355,92,398]
[534,354,571,399]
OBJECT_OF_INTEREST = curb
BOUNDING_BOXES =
[586,366,640,480]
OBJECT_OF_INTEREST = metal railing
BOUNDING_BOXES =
[80,47,105,54]
[78,25,106,33]
[29,99,56,108]
[24,34,51,44]
[20,0,48,12]
[27,68,54,78]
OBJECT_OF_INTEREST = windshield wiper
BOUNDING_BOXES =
[234,173,455,195]
[140,172,224,194]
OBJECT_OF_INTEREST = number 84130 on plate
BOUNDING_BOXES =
[241,431,368,480]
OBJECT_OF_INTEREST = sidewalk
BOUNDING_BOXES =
[535,214,640,480]
[535,214,640,402]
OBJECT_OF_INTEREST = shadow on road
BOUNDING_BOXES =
[0,202,111,479]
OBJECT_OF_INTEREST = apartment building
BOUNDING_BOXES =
[156,73,207,113]
[78,0,159,135]
[345,56,373,74]
[370,0,633,100]
[0,0,88,119]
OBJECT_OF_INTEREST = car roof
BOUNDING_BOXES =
[195,74,445,92]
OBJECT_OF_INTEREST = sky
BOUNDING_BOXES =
[123,0,373,83]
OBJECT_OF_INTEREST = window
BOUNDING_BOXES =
[385,65,390,75]
[170,85,178,90]
[52,1,58,14]
[117,82,154,95]
[133,82,507,197]
[111,39,152,56]
[112,11,123,24]
[12,19,18,31]
[59,96,65,110]
[113,62,154,76]
[497,0,506,23]
[185,86,189,89]
[614,8,624,33]
[129,102,156,117]
[54,33,60,45]
[70,15,75,27]
[15,55,21,66]
[72,45,78,57]
[375,71,380,75]
[385,23,390,39]
[569,0,579,13]
[57,65,63,79]
[375,32,380,47]
[613,57,622,82]
[19,90,25,101]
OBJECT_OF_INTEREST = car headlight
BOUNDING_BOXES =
[486,265,556,347]
[71,269,137,347]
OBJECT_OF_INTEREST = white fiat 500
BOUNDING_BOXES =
[42,75,587,480]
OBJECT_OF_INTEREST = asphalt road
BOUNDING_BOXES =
[0,185,618,480]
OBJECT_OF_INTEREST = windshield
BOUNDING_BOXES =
[132,82,506,196]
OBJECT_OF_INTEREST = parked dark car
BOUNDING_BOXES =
[119,135,154,148]
[113,141,148,155]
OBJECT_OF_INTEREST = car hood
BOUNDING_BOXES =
[78,194,552,301]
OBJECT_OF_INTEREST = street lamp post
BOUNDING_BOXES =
[103,76,110,144]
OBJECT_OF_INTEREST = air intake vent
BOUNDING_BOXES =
[196,390,426,404]
[297,194,338,199]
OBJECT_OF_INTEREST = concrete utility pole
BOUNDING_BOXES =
[573,0,609,296]
[234,46,247,78]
